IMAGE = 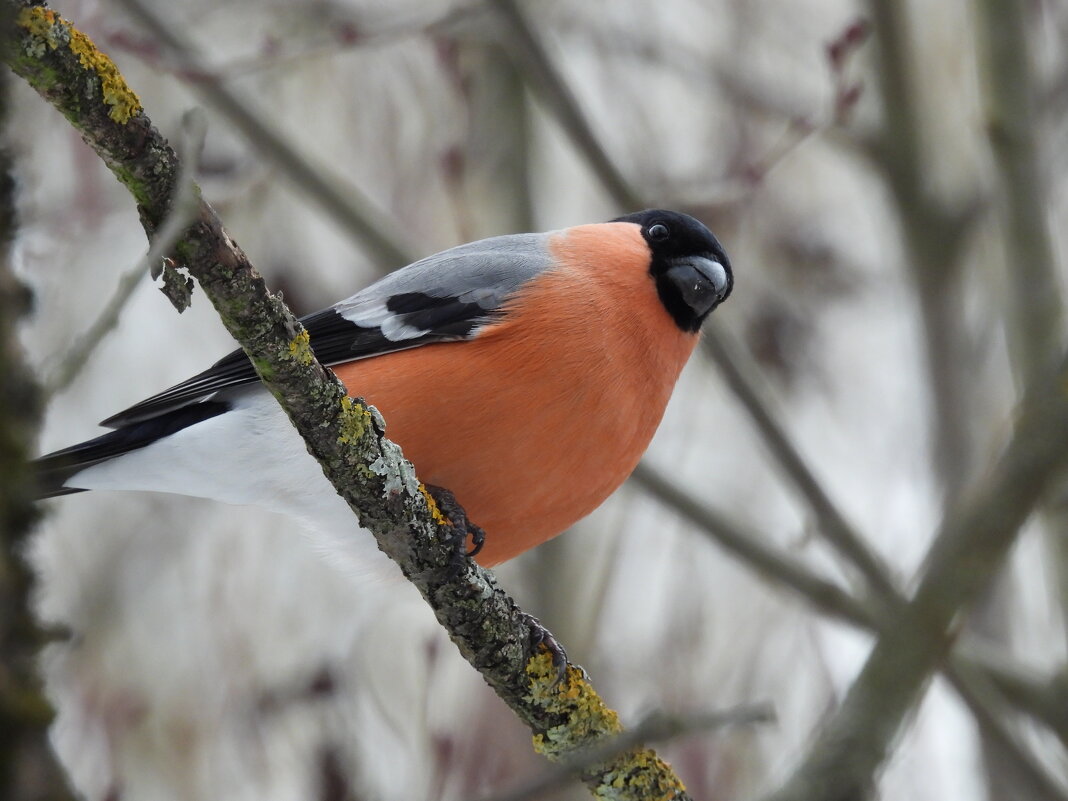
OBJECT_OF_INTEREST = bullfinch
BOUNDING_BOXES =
[36,209,733,567]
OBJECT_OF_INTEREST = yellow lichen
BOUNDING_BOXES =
[288,329,314,365]
[17,6,141,124]
[16,7,60,44]
[525,649,622,760]
[419,484,449,527]
[525,649,686,799]
[68,29,141,123]
[604,753,688,801]
[336,396,371,445]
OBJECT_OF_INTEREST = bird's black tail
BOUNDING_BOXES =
[34,401,231,499]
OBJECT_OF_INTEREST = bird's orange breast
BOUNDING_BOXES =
[332,223,700,565]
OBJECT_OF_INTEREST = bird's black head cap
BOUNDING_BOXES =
[613,209,733,332]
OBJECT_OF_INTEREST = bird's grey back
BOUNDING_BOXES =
[334,232,555,328]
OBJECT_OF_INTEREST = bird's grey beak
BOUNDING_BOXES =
[666,256,732,317]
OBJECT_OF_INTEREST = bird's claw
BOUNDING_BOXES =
[425,485,486,575]
[522,613,588,686]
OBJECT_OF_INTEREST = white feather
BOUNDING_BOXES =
[70,388,398,582]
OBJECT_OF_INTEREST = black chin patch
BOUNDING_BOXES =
[613,209,733,331]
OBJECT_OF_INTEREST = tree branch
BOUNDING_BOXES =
[116,0,418,270]
[699,321,900,606]
[480,704,776,801]
[489,0,644,210]
[865,0,979,498]
[44,108,204,394]
[637,457,1068,785]
[762,354,1068,801]
[6,3,690,798]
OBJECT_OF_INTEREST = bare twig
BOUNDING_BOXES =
[946,661,1068,801]
[975,0,1062,388]
[699,322,901,605]
[632,462,876,627]
[865,0,979,499]
[108,4,482,82]
[647,453,1068,784]
[44,108,205,395]
[112,0,418,270]
[489,0,644,210]
[976,660,1068,751]
[974,0,1068,657]
[479,704,776,801]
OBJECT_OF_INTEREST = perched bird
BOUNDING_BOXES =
[36,209,732,568]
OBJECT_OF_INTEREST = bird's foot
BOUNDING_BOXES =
[425,484,486,575]
[522,613,588,686]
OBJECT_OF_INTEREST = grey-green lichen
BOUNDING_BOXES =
[369,439,420,497]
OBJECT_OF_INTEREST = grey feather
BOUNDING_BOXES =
[336,233,553,339]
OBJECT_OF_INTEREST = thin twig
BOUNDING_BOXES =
[631,462,877,628]
[866,0,977,499]
[112,0,418,270]
[489,0,644,210]
[699,322,900,605]
[946,661,1068,801]
[640,455,1068,776]
[974,0,1068,657]
[973,658,1068,751]
[479,704,776,801]
[975,0,1062,388]
[44,109,205,396]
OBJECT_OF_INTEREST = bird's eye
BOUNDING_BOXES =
[648,223,670,241]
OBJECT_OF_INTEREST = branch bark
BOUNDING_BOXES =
[5,3,690,798]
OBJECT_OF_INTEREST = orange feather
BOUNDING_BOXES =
[332,222,700,565]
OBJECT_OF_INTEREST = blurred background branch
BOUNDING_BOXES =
[43,108,205,395]
[0,9,72,796]
[116,0,419,270]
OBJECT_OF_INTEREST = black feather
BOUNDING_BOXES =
[36,401,230,498]
[101,297,496,428]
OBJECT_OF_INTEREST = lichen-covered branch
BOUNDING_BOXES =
[4,3,689,798]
